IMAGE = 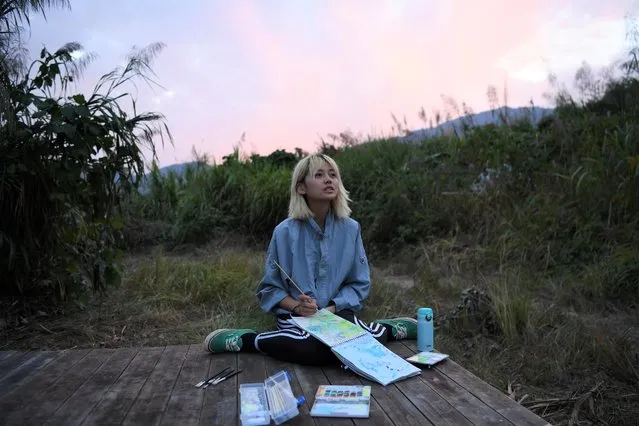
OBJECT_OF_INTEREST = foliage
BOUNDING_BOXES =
[0,1,71,75]
[124,146,303,246]
[124,47,639,304]
[0,42,171,300]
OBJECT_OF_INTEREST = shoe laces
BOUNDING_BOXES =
[395,324,407,340]
[225,336,241,352]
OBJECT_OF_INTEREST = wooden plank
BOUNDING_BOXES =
[395,372,474,425]
[293,362,353,426]
[424,368,513,425]
[15,349,113,425]
[262,354,316,426]
[0,350,20,364]
[121,345,189,425]
[363,377,435,426]
[43,347,139,426]
[434,361,551,426]
[0,351,32,380]
[159,344,211,425]
[232,351,270,425]
[322,365,394,426]
[364,342,473,426]
[327,352,435,426]
[0,348,91,425]
[0,350,62,397]
[81,346,165,425]
[0,342,553,426]
[199,352,237,425]
[389,342,511,425]
[401,341,551,426]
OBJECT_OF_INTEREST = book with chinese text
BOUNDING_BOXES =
[310,385,372,418]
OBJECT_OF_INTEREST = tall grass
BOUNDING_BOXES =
[124,82,639,304]
[1,42,171,300]
[116,65,639,424]
[1,30,637,426]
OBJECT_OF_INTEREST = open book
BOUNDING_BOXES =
[290,309,421,386]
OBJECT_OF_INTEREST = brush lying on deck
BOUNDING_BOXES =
[195,367,243,388]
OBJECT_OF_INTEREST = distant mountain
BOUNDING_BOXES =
[135,161,209,193]
[398,106,555,144]
[139,106,555,183]
[147,161,204,177]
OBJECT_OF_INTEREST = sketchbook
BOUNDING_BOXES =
[291,309,421,386]
[405,351,449,367]
[310,385,371,418]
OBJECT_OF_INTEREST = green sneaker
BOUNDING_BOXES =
[204,329,256,353]
[375,318,418,340]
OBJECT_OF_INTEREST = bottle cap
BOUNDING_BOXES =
[297,396,306,406]
[417,307,433,316]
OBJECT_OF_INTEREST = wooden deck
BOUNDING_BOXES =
[0,340,550,425]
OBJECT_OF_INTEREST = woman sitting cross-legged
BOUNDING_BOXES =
[203,153,417,366]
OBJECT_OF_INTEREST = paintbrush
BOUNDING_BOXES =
[272,260,318,312]
[272,260,305,294]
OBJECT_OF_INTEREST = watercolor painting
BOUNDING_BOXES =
[332,334,421,386]
[290,309,368,347]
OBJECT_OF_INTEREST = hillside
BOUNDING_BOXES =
[398,106,554,143]
[149,106,555,176]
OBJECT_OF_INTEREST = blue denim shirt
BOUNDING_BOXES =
[255,211,371,315]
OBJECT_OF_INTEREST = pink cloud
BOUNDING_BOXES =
[199,0,633,162]
[26,0,634,166]
[222,1,549,156]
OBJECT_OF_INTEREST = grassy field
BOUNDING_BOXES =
[4,108,639,425]
[3,231,638,425]
[2,41,639,426]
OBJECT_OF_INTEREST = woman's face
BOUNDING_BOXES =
[297,161,339,202]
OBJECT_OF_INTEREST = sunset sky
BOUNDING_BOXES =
[26,0,637,168]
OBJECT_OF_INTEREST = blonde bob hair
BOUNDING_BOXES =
[288,154,352,220]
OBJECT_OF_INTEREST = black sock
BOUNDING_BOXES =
[241,332,258,353]
[382,324,397,342]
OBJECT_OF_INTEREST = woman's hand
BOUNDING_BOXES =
[292,294,318,317]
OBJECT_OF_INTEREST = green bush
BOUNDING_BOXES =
[124,63,639,303]
[0,43,171,301]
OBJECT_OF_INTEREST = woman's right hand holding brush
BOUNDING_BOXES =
[291,294,318,317]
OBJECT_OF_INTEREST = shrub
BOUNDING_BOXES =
[0,43,171,301]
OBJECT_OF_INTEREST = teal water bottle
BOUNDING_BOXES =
[417,307,434,352]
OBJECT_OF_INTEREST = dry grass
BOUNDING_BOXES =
[0,243,426,350]
[1,238,638,425]
[430,261,639,426]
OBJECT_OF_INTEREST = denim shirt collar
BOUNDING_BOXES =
[307,209,334,238]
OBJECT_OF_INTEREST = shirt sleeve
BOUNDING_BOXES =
[255,231,290,314]
[331,224,371,312]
